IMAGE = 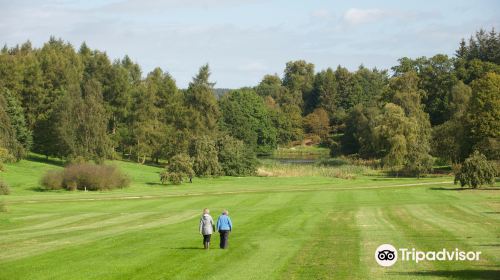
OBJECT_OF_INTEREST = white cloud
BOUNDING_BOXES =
[343,8,386,25]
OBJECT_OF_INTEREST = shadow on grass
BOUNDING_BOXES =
[430,187,500,191]
[478,243,500,247]
[29,186,48,192]
[27,154,64,167]
[116,158,165,168]
[146,182,164,186]
[389,269,499,279]
[164,246,204,250]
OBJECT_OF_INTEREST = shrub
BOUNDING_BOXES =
[189,136,221,177]
[454,151,497,188]
[0,147,14,172]
[0,181,10,195]
[160,153,194,185]
[41,170,64,190]
[41,163,130,191]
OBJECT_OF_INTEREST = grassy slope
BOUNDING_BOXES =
[0,157,498,279]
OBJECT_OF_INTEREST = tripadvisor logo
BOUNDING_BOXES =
[375,244,481,267]
[375,244,398,267]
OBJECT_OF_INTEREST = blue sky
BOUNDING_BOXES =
[1,0,499,88]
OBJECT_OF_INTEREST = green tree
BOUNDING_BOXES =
[1,89,31,155]
[0,94,23,160]
[32,38,84,156]
[313,68,338,121]
[375,103,411,173]
[130,84,161,163]
[341,104,379,158]
[283,60,315,111]
[160,153,195,185]
[466,72,500,159]
[375,92,433,177]
[392,55,457,125]
[255,74,288,105]
[353,66,387,107]
[389,72,433,176]
[185,64,220,135]
[216,135,257,176]
[40,80,111,162]
[189,135,221,177]
[456,28,500,64]
[334,66,357,111]
[454,151,497,188]
[303,108,330,141]
[431,81,472,163]
[129,68,184,163]
[219,89,277,155]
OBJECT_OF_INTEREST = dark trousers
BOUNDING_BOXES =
[203,234,211,244]
[219,230,229,249]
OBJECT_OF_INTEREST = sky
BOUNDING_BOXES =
[1,0,499,88]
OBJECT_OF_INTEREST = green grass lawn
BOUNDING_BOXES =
[0,157,498,279]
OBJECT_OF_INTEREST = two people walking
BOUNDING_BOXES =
[199,208,232,250]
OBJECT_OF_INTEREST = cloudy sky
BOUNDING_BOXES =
[1,0,499,88]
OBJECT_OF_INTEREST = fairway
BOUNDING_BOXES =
[0,158,499,280]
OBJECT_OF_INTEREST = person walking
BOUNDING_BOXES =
[199,208,215,249]
[216,209,232,249]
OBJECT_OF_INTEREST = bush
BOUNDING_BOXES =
[0,147,14,172]
[454,151,497,188]
[0,181,10,195]
[189,136,221,177]
[41,170,64,190]
[41,163,130,191]
[160,153,194,185]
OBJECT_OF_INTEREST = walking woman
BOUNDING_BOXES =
[199,208,215,249]
[216,209,232,249]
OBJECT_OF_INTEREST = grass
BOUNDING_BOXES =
[273,145,330,158]
[0,156,498,279]
[257,159,375,179]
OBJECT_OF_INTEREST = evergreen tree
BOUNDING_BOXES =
[2,89,32,153]
[185,64,220,135]
[0,94,23,160]
[313,68,338,121]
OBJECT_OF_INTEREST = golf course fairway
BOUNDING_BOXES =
[0,158,498,279]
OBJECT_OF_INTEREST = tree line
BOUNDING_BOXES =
[0,28,498,177]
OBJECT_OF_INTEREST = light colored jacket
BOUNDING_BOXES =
[199,214,215,235]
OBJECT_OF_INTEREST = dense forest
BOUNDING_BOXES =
[0,29,499,177]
